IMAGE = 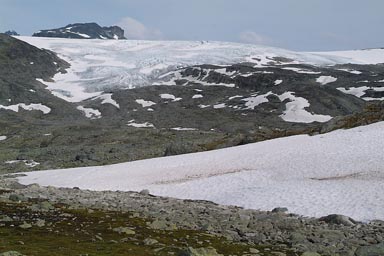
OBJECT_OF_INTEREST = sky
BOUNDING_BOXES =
[0,0,383,51]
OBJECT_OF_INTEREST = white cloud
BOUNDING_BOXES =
[115,17,163,40]
[239,31,271,45]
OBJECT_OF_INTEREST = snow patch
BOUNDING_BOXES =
[192,94,203,99]
[282,67,321,74]
[0,136,7,141]
[159,94,182,101]
[242,92,273,109]
[92,94,120,108]
[6,160,40,168]
[316,76,337,85]
[127,120,155,128]
[171,127,198,131]
[338,86,384,101]
[77,106,101,119]
[228,95,243,100]
[136,99,156,108]
[278,92,332,123]
[0,103,51,114]
[337,69,362,75]
[17,122,384,221]
[214,68,236,76]
[274,80,283,85]
[213,103,226,109]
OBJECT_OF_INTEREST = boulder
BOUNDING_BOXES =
[319,214,356,226]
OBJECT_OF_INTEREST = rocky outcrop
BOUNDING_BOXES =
[3,30,19,36]
[0,177,383,256]
[32,23,126,39]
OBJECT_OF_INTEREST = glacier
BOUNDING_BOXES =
[18,36,384,102]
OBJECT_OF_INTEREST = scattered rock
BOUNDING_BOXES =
[355,243,384,256]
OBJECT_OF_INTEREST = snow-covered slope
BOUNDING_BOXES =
[18,36,384,102]
[18,121,384,221]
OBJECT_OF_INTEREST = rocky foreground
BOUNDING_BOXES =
[0,176,383,256]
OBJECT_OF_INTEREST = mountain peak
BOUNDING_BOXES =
[4,30,20,36]
[32,23,126,40]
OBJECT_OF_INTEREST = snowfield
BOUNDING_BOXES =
[18,122,384,221]
[18,36,384,103]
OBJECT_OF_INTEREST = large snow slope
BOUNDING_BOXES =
[19,36,384,102]
[18,122,384,221]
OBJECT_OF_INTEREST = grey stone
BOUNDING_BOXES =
[112,227,136,235]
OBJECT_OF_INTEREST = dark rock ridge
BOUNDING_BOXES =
[32,22,126,39]
[4,30,19,36]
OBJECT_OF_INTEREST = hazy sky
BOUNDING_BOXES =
[1,0,383,51]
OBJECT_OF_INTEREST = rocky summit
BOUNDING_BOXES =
[32,22,126,39]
